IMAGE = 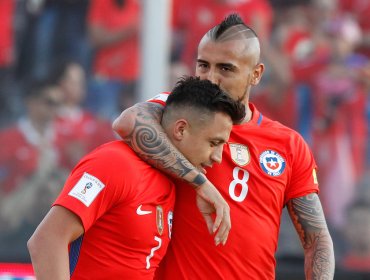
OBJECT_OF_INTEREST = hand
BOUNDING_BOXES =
[195,181,231,246]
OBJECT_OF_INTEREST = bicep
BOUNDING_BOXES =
[31,205,84,246]
[286,193,329,248]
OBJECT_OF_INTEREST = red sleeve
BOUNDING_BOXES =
[53,145,129,231]
[284,132,319,204]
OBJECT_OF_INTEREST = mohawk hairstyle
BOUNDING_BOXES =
[208,13,258,41]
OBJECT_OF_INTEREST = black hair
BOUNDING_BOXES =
[25,79,57,100]
[49,58,80,84]
[208,13,258,41]
[165,76,245,124]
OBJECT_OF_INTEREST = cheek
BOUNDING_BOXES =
[191,143,210,162]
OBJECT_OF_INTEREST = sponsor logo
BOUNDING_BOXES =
[259,150,286,176]
[136,205,152,215]
[229,143,250,166]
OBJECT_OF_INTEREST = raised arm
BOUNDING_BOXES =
[112,102,230,245]
[287,193,335,279]
[27,206,84,280]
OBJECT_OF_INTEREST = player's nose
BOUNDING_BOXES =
[206,70,220,86]
[211,146,223,164]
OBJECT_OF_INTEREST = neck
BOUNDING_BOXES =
[241,104,252,123]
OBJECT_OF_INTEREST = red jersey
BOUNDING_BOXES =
[152,96,318,279]
[55,109,115,170]
[88,0,140,81]
[0,119,59,194]
[53,141,175,279]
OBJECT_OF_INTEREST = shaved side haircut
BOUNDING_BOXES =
[207,14,258,42]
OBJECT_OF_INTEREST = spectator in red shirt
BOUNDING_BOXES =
[0,79,68,261]
[51,60,116,170]
[86,0,140,120]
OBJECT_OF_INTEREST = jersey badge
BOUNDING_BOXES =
[259,150,286,176]
[68,172,105,207]
[313,168,318,184]
[167,211,173,239]
[229,143,250,166]
[156,205,164,236]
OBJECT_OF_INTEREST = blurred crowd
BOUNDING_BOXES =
[0,0,369,276]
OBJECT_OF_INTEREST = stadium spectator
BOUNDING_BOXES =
[341,198,370,273]
[86,0,140,120]
[339,0,370,59]
[0,0,18,127]
[24,0,90,80]
[0,79,68,262]
[27,77,245,279]
[113,14,335,279]
[310,7,368,229]
[51,60,115,170]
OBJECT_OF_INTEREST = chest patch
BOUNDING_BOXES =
[229,143,250,166]
[259,150,286,176]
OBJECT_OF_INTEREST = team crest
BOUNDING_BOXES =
[229,143,250,166]
[156,206,164,236]
[167,211,173,239]
[259,150,286,176]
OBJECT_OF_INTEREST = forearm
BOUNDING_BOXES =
[303,230,335,279]
[287,193,335,279]
[113,102,206,188]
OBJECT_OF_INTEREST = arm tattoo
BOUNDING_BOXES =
[192,173,207,186]
[122,103,204,187]
[287,193,335,279]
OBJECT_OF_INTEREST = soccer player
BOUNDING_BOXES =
[113,14,335,279]
[27,76,245,280]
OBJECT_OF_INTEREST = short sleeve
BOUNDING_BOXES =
[53,146,129,231]
[284,133,319,204]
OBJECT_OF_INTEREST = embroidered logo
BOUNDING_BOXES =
[167,211,173,239]
[229,143,250,166]
[156,206,164,236]
[259,150,286,176]
[136,205,152,215]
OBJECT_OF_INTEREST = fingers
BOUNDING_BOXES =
[202,214,214,235]
[213,204,231,246]
[195,181,231,245]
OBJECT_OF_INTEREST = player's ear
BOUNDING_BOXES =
[251,63,264,86]
[173,119,187,140]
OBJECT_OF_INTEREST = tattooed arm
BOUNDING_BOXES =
[287,193,335,280]
[112,102,231,245]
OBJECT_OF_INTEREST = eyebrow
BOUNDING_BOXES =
[210,138,227,144]
[197,59,236,70]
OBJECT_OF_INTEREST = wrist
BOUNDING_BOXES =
[183,170,207,189]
